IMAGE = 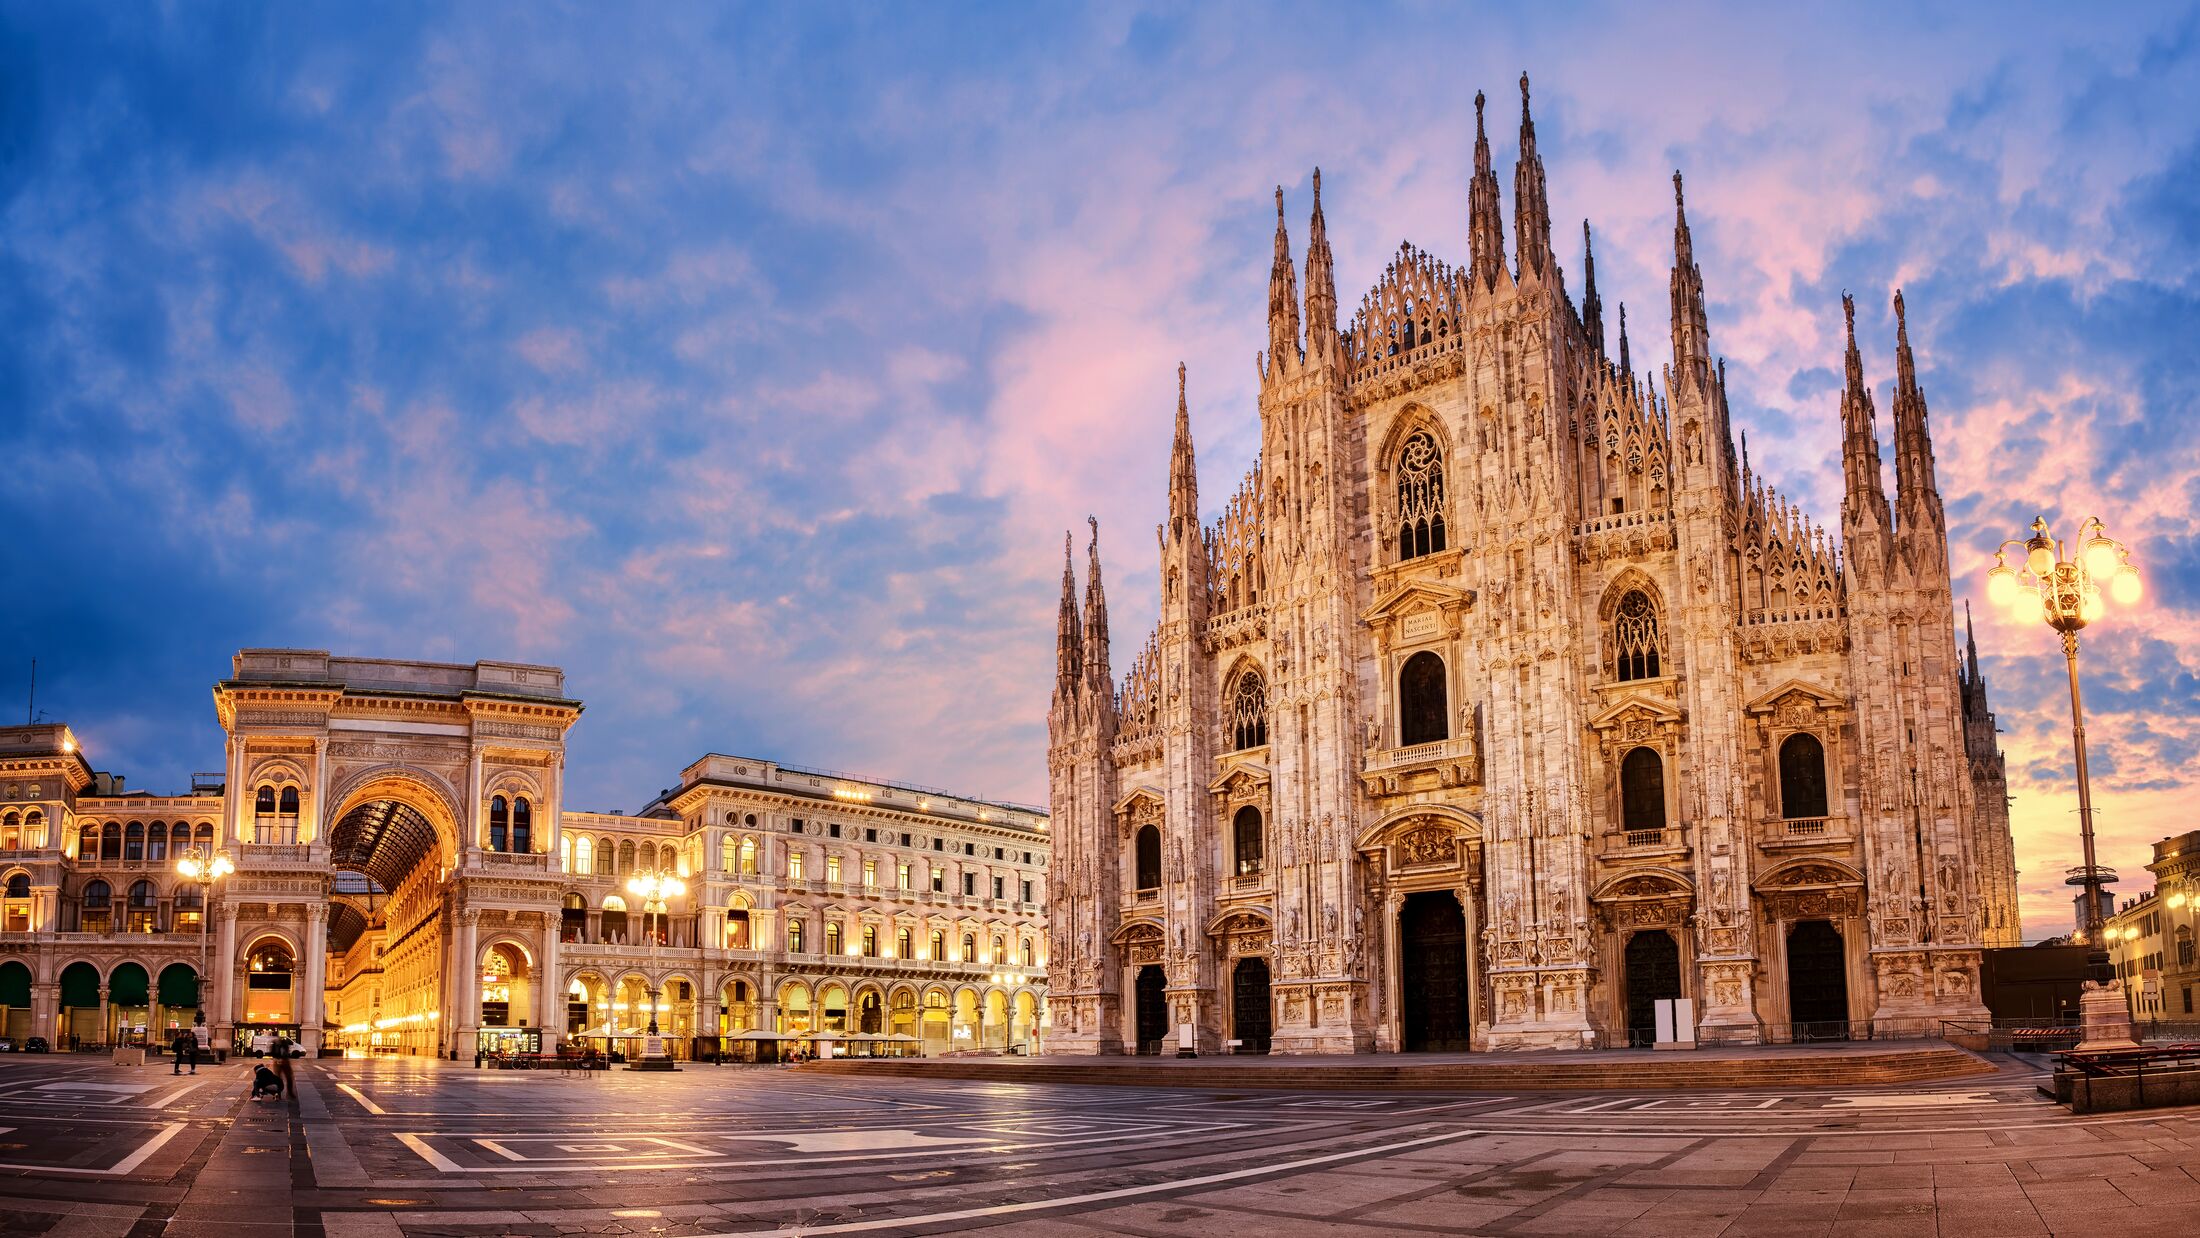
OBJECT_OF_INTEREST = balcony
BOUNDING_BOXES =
[1761,816,1855,851]
[1360,736,1480,796]
[1598,827,1689,861]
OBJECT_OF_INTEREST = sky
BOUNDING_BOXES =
[2,3,2197,938]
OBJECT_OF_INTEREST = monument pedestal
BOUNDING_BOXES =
[2073,980,2137,1052]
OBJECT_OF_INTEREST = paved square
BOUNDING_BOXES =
[0,1052,2195,1235]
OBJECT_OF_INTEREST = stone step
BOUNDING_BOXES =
[795,1045,1994,1092]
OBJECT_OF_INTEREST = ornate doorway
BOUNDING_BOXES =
[1230,958,1271,1054]
[1399,891,1471,1051]
[1622,930,1682,1046]
[1133,965,1167,1056]
[1786,920,1849,1040]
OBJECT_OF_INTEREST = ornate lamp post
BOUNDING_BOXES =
[173,845,234,1032]
[624,871,684,1070]
[1985,514,2142,1048]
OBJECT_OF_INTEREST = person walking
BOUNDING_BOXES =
[171,1027,196,1075]
[269,1034,295,1097]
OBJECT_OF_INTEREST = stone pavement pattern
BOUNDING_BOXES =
[0,1054,2194,1236]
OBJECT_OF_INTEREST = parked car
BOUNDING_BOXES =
[0,1037,16,1052]
[24,1037,49,1053]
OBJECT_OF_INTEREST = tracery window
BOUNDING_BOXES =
[1620,747,1666,832]
[1778,733,1829,819]
[1229,669,1269,751]
[1398,651,1449,746]
[1611,590,1663,681]
[1395,430,1447,561]
[1134,825,1162,891]
[1231,805,1263,876]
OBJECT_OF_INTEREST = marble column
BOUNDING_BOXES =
[213,904,238,1039]
[300,904,329,1053]
[455,910,479,1055]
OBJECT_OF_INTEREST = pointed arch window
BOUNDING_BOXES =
[1398,651,1449,746]
[278,786,299,816]
[1620,747,1666,832]
[489,796,509,853]
[512,798,532,853]
[1134,825,1162,891]
[1611,590,1663,681]
[1396,430,1447,561]
[1231,806,1263,876]
[1229,669,1269,751]
[1778,733,1829,819]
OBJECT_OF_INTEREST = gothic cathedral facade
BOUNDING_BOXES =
[1045,79,2022,1054]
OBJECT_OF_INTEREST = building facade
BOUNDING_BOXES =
[0,650,1048,1057]
[2104,831,2200,1026]
[1046,78,2021,1055]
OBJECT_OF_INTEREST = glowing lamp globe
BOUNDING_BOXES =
[2025,538,2054,577]
[2013,590,2046,626]
[2083,536,2121,580]
[2110,567,2142,605]
[1986,565,2018,607]
[2079,591,2104,625]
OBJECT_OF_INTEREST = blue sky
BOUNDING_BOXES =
[3,4,2197,935]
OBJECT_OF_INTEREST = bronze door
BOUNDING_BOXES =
[1786,920,1850,1041]
[1134,965,1168,1055]
[1231,958,1272,1053]
[1400,891,1472,1052]
[1623,930,1682,1046]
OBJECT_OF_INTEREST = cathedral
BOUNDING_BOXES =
[1044,77,2022,1055]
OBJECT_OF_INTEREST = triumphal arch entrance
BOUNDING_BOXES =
[213,650,578,1055]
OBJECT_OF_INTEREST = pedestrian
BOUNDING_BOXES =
[171,1027,193,1075]
[270,1034,295,1096]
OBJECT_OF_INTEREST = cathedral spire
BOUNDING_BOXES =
[1167,362,1199,541]
[1889,289,1942,533]
[1082,516,1112,695]
[1581,220,1606,358]
[1513,73,1554,283]
[1055,531,1082,692]
[1838,292,1891,561]
[1304,168,1337,358]
[1668,170,1712,392]
[1267,187,1301,369]
[1468,90,1507,292]
[1616,302,1631,378]
[1964,599,1982,686]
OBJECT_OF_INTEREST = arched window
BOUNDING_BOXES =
[1620,747,1667,832]
[739,837,757,875]
[1134,825,1162,891]
[1022,939,1035,967]
[80,879,112,932]
[961,932,976,962]
[1395,429,1447,561]
[1232,806,1263,876]
[100,824,121,862]
[896,927,912,959]
[4,874,27,897]
[1612,590,1663,681]
[573,835,593,875]
[659,843,676,873]
[1778,733,1829,819]
[1399,651,1448,746]
[254,786,275,816]
[512,798,532,853]
[721,835,738,872]
[169,822,191,856]
[78,824,98,863]
[488,797,509,853]
[617,839,635,874]
[862,925,878,956]
[147,821,167,863]
[992,934,1005,963]
[601,895,628,943]
[124,822,145,862]
[126,879,157,932]
[278,787,299,816]
[929,929,945,961]
[1229,669,1268,751]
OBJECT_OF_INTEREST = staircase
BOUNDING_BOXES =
[795,1046,1994,1091]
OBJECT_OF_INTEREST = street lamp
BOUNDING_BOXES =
[624,871,684,1070]
[1985,514,2141,1046]
[174,845,234,1029]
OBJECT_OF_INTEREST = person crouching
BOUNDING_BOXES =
[251,1063,284,1101]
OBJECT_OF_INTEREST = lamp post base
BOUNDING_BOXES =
[2074,980,2138,1052]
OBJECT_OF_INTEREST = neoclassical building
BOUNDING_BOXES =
[0,650,1048,1057]
[1045,78,2021,1055]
